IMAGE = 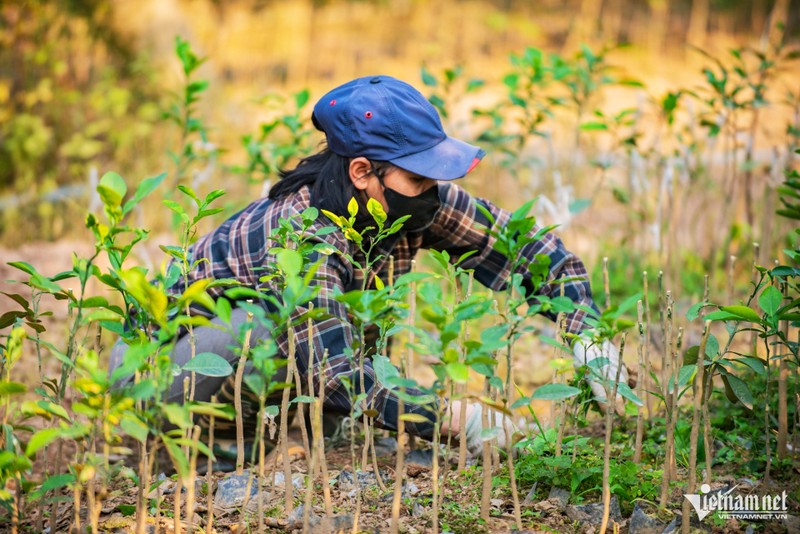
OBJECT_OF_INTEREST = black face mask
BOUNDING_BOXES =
[383,184,441,232]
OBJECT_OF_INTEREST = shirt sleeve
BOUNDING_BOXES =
[421,182,599,335]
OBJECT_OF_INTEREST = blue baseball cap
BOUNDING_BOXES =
[312,75,484,181]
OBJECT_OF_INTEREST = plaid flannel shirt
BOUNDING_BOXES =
[168,183,597,439]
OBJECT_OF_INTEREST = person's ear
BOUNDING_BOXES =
[349,157,373,191]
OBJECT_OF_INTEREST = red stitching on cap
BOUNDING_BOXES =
[364,111,373,118]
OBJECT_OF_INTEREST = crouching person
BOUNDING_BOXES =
[108,75,626,467]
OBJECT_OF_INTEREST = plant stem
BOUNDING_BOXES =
[280,327,297,516]
[643,271,653,419]
[457,273,474,472]
[502,339,522,530]
[185,425,200,533]
[670,326,684,478]
[764,331,773,482]
[173,469,183,534]
[257,394,267,534]
[292,363,312,473]
[603,257,610,309]
[659,292,673,507]
[318,350,333,517]
[234,311,254,474]
[391,269,415,533]
[702,370,714,485]
[634,300,645,463]
[390,396,406,534]
[72,479,81,533]
[600,334,626,534]
[480,378,493,521]
[683,321,710,534]
[135,437,149,534]
[432,417,441,534]
[778,284,789,460]
[206,396,216,534]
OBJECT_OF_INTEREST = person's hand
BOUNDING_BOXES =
[573,333,629,415]
[445,401,518,458]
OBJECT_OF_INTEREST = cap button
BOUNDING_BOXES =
[369,77,382,84]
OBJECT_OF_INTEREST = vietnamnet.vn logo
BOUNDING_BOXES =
[684,484,789,521]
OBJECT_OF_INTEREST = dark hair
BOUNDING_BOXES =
[269,147,392,229]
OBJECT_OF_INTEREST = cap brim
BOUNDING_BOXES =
[389,136,484,181]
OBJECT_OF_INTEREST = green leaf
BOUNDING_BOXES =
[161,404,192,429]
[400,413,432,424]
[25,428,61,457]
[421,65,437,87]
[40,473,75,492]
[616,382,644,406]
[686,302,705,321]
[374,354,400,388]
[735,356,766,376]
[580,121,608,131]
[531,383,581,401]
[216,297,232,324]
[347,197,359,218]
[276,249,303,277]
[182,352,233,377]
[568,198,591,214]
[676,365,697,387]
[758,285,782,317]
[162,435,190,479]
[721,374,753,409]
[366,198,387,225]
[120,413,149,443]
[187,401,236,420]
[0,381,27,396]
[7,261,37,275]
[97,172,127,208]
[445,362,469,383]
[122,173,166,216]
[118,504,136,517]
[510,397,530,410]
[720,305,761,322]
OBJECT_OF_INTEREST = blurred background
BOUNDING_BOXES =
[1,0,800,363]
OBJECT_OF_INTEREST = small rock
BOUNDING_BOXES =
[628,503,669,534]
[319,513,355,533]
[335,469,390,490]
[533,499,562,515]
[374,436,398,456]
[490,498,504,508]
[661,516,679,533]
[405,448,434,467]
[380,481,420,502]
[523,482,538,505]
[565,495,622,526]
[214,471,258,509]
[412,500,425,517]
[286,504,320,530]
[147,477,172,499]
[547,487,570,511]
[273,471,306,489]
[737,477,758,489]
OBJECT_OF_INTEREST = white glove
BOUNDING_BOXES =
[462,403,518,458]
[573,333,629,415]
